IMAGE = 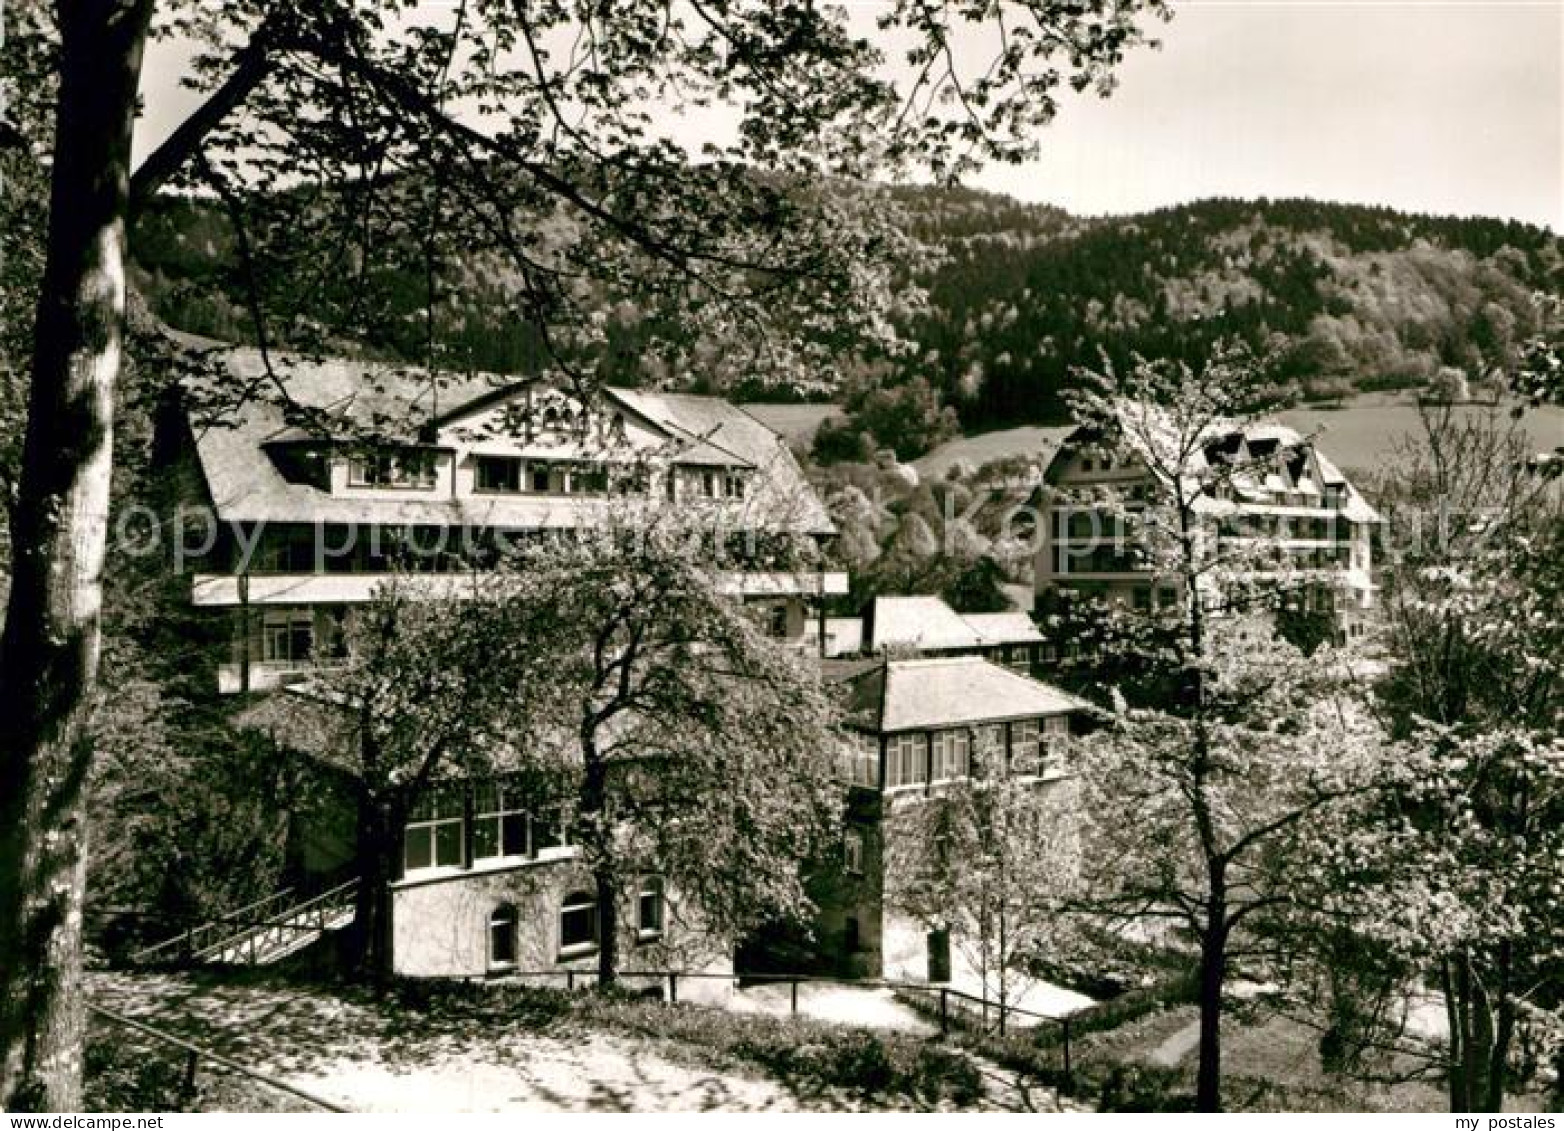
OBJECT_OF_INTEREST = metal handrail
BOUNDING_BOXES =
[132,887,299,964]
[191,879,358,965]
[89,1003,348,1112]
[134,879,357,967]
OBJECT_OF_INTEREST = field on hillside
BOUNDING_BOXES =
[912,425,1074,478]
[1275,400,1564,477]
[741,403,840,445]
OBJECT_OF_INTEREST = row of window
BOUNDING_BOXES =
[881,717,1070,790]
[344,449,750,501]
[475,456,617,496]
[404,784,565,874]
[1218,515,1358,541]
[486,879,665,968]
[349,450,438,490]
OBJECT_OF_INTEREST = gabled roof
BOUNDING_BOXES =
[862,595,1043,652]
[958,611,1045,645]
[178,344,833,534]
[831,655,1089,733]
[866,595,986,651]
[1048,404,1380,524]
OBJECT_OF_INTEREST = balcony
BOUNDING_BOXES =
[192,569,849,608]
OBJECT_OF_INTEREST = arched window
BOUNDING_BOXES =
[637,877,665,939]
[560,891,598,952]
[488,904,518,969]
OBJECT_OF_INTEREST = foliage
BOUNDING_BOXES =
[244,583,525,976]
[885,731,1081,1010]
[1058,346,1395,1111]
[809,453,1038,611]
[812,374,960,464]
[489,505,846,983]
[83,1026,312,1113]
[1280,401,1564,1111]
[610,1002,984,1106]
[1,0,1173,1108]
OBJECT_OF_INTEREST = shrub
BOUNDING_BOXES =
[578,995,982,1106]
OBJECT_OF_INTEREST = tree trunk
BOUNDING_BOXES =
[578,738,618,987]
[350,791,401,983]
[1486,944,1514,1114]
[0,0,154,1111]
[1195,883,1228,1112]
[1442,958,1469,1112]
[594,866,619,989]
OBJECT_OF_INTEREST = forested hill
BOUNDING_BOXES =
[130,186,1561,440]
[894,192,1560,431]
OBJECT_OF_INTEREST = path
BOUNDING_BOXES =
[1146,1019,1201,1068]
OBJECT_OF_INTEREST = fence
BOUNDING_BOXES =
[88,1003,348,1112]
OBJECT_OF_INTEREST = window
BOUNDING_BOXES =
[638,877,665,938]
[488,905,518,968]
[843,828,866,876]
[1132,586,1153,612]
[349,449,436,490]
[767,604,789,639]
[1041,715,1070,766]
[1010,718,1041,770]
[886,732,928,789]
[403,786,464,873]
[931,729,970,781]
[972,724,1005,773]
[560,891,598,952]
[700,470,719,498]
[839,732,879,788]
[532,806,564,852]
[566,464,608,494]
[475,456,522,493]
[723,470,747,499]
[472,783,530,861]
[1158,586,1178,610]
[530,464,553,493]
[261,609,313,664]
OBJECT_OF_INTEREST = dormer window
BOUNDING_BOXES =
[349,448,436,490]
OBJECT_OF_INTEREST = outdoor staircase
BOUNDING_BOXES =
[132,879,357,968]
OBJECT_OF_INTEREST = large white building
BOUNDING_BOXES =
[1035,412,1381,640]
[164,346,847,694]
[156,344,848,981]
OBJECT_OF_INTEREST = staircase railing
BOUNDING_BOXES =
[132,879,357,968]
[191,879,358,966]
[132,887,300,966]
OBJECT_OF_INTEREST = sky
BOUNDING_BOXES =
[135,0,1564,231]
